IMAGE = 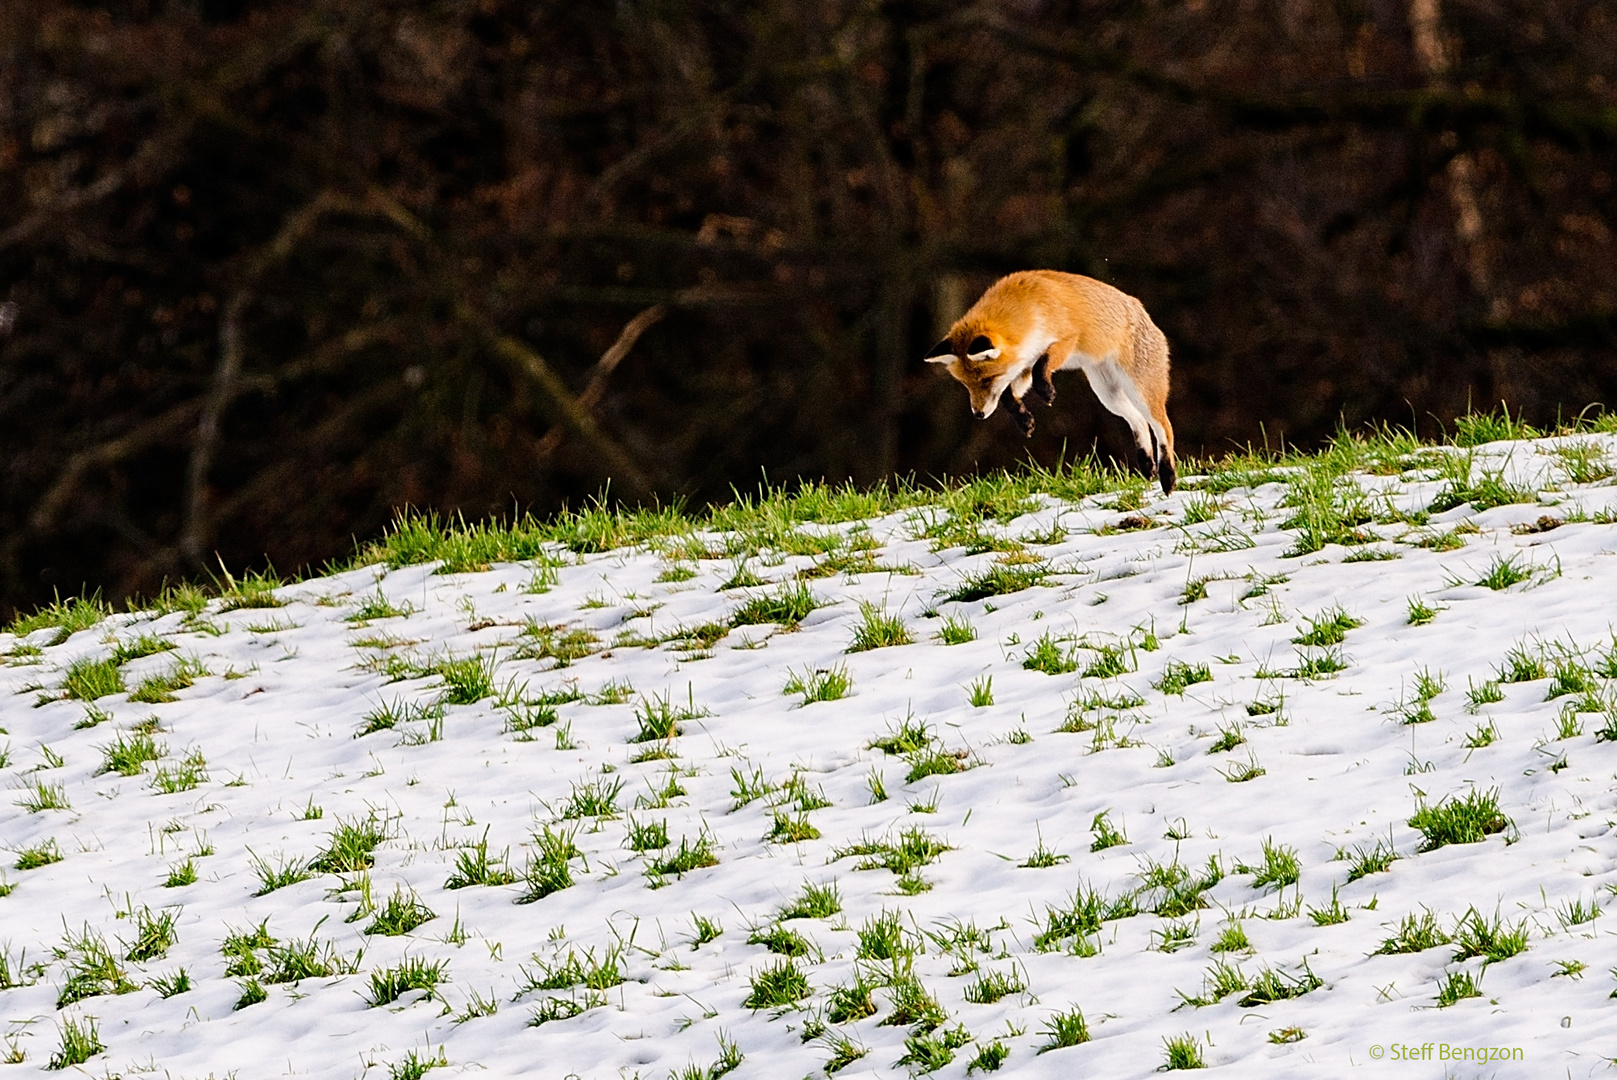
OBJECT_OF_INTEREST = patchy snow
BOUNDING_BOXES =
[3,435,1617,1079]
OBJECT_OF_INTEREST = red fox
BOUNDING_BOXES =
[924,270,1178,494]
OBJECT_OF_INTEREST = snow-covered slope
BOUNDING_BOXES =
[3,433,1617,1079]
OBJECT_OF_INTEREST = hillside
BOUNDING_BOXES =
[2,423,1615,1079]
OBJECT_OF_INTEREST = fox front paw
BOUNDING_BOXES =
[1030,354,1056,406]
[1006,395,1036,437]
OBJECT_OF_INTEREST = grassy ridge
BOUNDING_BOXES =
[6,406,1615,640]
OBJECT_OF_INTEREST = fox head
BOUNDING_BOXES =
[923,332,1017,419]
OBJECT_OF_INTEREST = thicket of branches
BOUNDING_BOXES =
[2,0,1614,616]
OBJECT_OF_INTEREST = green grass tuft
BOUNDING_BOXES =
[880,972,947,1030]
[746,923,811,957]
[164,858,198,888]
[119,906,179,962]
[1153,659,1212,695]
[1022,632,1077,675]
[387,1047,450,1080]
[444,832,518,889]
[869,714,933,756]
[943,562,1049,604]
[1376,909,1452,955]
[1452,404,1538,446]
[556,775,625,819]
[55,926,139,1008]
[780,881,841,920]
[308,815,390,874]
[217,568,286,611]
[15,778,71,813]
[905,745,968,783]
[1210,922,1251,954]
[1435,967,1483,1006]
[967,1039,1010,1074]
[646,832,720,884]
[1306,884,1350,926]
[248,851,311,895]
[846,602,912,652]
[1408,788,1512,850]
[836,827,950,878]
[729,581,820,628]
[1471,552,1534,590]
[1292,606,1363,646]
[60,656,125,702]
[365,887,436,936]
[11,594,112,645]
[936,615,977,644]
[782,664,852,705]
[518,825,583,902]
[895,1025,971,1072]
[765,812,821,844]
[10,593,112,645]
[1406,596,1438,625]
[150,968,192,998]
[743,958,810,1009]
[429,653,498,705]
[1090,810,1127,851]
[110,633,176,665]
[128,656,210,703]
[16,838,63,870]
[366,956,448,1007]
[46,1015,103,1070]
[1238,838,1300,892]
[262,933,361,984]
[150,749,208,793]
[1344,837,1398,881]
[1236,961,1323,1007]
[855,910,915,961]
[97,731,165,776]
[1036,1007,1090,1053]
[1162,1033,1207,1069]
[963,967,1026,1004]
[1450,907,1529,963]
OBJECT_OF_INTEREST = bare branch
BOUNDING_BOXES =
[454,301,657,501]
[532,304,667,462]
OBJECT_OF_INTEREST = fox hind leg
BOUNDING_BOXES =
[1155,435,1177,494]
[1148,401,1177,494]
[1080,359,1158,482]
[1135,428,1159,481]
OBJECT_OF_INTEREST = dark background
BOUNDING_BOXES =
[2,0,1614,618]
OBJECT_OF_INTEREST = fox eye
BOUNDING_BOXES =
[967,335,993,354]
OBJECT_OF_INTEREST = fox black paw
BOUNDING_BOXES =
[1008,400,1036,437]
[1134,445,1157,478]
[1030,355,1056,406]
[1158,457,1177,495]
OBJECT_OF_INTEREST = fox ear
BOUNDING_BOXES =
[967,335,994,355]
[923,338,954,362]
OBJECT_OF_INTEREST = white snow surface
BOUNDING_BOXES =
[3,435,1617,1079]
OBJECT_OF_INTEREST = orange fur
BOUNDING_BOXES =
[924,270,1177,493]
